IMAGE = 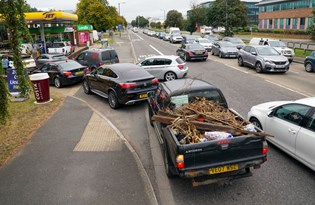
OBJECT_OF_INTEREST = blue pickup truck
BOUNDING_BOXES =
[148,78,268,186]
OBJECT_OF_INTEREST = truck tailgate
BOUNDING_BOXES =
[179,135,266,171]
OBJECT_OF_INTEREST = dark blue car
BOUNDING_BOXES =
[304,51,315,72]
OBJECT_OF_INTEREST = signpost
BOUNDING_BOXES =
[7,68,28,101]
[118,24,122,37]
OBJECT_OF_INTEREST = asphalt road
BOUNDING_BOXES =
[129,31,315,205]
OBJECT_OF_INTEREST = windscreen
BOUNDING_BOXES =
[188,44,204,50]
[256,47,280,56]
[220,41,234,47]
[199,39,211,43]
[52,55,66,60]
[59,61,82,70]
[269,41,286,47]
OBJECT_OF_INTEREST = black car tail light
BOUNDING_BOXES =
[119,83,138,89]
[151,79,159,84]
[63,71,73,77]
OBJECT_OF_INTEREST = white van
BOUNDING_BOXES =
[169,27,180,35]
[249,38,295,62]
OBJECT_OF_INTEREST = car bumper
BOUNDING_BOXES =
[176,69,189,78]
[188,54,208,60]
[222,52,238,58]
[118,87,158,105]
[60,76,84,86]
[264,63,290,72]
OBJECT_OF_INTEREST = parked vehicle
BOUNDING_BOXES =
[31,60,88,88]
[170,34,183,44]
[196,38,213,51]
[137,55,188,81]
[148,78,268,183]
[204,35,219,43]
[176,43,208,61]
[163,34,171,41]
[211,41,238,58]
[181,34,200,44]
[0,52,36,74]
[200,25,213,35]
[248,97,315,171]
[222,37,246,49]
[304,51,315,72]
[82,63,159,109]
[148,31,156,37]
[249,38,295,62]
[158,32,166,39]
[47,42,71,55]
[75,48,119,71]
[238,45,290,73]
[35,53,66,68]
[169,27,180,35]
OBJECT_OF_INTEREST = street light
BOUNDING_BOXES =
[118,2,125,16]
[160,9,166,32]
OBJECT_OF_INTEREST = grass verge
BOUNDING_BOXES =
[0,90,65,166]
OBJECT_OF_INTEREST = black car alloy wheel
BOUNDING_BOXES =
[54,77,61,88]
[238,56,244,66]
[83,80,91,94]
[108,91,120,109]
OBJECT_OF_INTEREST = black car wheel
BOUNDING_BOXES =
[163,144,176,178]
[164,72,177,81]
[54,77,62,88]
[305,63,313,72]
[249,117,263,130]
[255,62,263,73]
[184,54,189,61]
[83,79,91,94]
[108,91,120,109]
[238,56,244,67]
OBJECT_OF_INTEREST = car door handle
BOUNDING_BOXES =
[288,128,297,134]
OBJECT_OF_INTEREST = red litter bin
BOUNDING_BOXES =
[29,73,51,103]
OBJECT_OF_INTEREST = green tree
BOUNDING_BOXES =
[307,8,315,40]
[206,0,247,36]
[0,0,32,124]
[132,16,149,28]
[76,0,117,31]
[185,5,207,34]
[164,10,183,28]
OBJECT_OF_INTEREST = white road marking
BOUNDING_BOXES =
[265,80,311,97]
[149,45,164,55]
[134,33,144,40]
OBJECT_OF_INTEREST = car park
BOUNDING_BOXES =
[31,60,88,88]
[248,97,315,171]
[176,43,208,61]
[195,38,213,51]
[137,55,188,81]
[35,53,67,68]
[211,41,239,58]
[82,63,159,109]
[249,38,295,62]
[238,45,290,73]
[75,48,119,71]
[304,51,315,72]
[170,34,183,44]
[222,37,246,49]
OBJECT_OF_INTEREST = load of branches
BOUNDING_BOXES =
[152,97,272,145]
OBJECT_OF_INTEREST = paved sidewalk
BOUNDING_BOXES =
[0,32,158,205]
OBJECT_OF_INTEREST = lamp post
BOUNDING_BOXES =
[118,2,125,16]
[161,9,166,32]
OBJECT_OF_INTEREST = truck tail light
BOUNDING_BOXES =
[176,155,184,169]
[262,141,268,155]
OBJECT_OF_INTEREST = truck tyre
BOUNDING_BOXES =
[249,117,263,130]
[148,104,154,127]
[255,62,263,73]
[163,145,177,178]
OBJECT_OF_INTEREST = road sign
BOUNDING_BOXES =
[118,24,123,31]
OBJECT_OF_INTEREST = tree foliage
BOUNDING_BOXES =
[206,0,247,36]
[307,8,315,40]
[131,16,149,28]
[185,5,207,34]
[76,0,123,31]
[150,22,162,29]
[164,10,183,28]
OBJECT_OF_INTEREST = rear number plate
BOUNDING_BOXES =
[76,71,84,75]
[209,164,239,175]
[195,51,203,54]
[139,93,148,98]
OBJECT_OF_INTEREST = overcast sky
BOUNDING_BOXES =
[26,0,200,22]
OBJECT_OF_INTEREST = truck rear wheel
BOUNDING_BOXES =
[163,145,177,178]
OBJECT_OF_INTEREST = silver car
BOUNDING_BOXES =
[211,41,239,58]
[137,55,188,81]
[248,97,315,171]
[238,45,289,73]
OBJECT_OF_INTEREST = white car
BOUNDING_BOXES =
[196,38,213,51]
[48,42,71,55]
[137,55,188,81]
[248,97,315,171]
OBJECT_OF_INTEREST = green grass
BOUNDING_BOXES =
[293,48,312,58]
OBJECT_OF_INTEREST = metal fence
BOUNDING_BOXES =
[287,42,315,52]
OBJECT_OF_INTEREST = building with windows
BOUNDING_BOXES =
[257,0,314,30]
[187,0,260,26]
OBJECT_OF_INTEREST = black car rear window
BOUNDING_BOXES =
[119,66,151,79]
[59,61,82,70]
[101,51,111,60]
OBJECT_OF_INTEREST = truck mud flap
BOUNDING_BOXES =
[191,170,252,187]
